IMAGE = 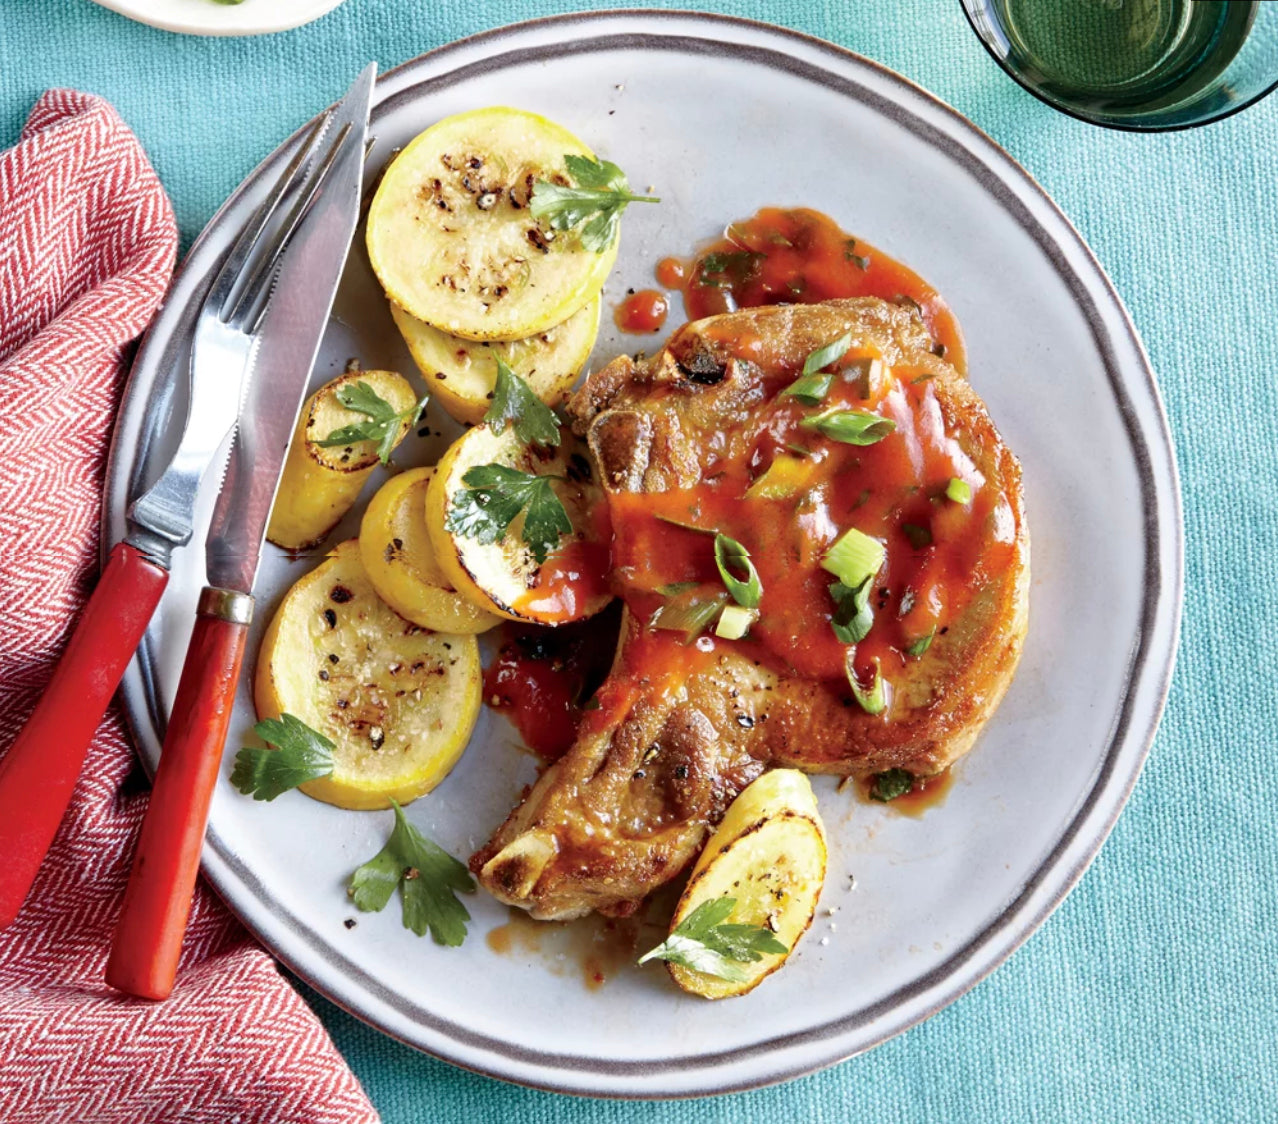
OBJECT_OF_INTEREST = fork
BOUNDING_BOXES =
[0,110,348,931]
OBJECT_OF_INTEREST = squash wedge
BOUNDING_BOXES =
[666,770,827,999]
[366,107,617,341]
[266,369,417,551]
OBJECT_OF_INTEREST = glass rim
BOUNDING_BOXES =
[958,0,1278,132]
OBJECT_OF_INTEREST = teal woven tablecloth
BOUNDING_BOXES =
[3,0,1275,1119]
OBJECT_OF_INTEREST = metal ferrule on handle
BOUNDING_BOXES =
[106,585,253,1000]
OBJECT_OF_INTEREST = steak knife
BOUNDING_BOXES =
[104,64,376,1000]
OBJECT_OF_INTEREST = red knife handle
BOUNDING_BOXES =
[0,541,169,929]
[106,587,252,1001]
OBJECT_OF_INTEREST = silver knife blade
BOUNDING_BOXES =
[125,116,333,566]
[204,63,376,595]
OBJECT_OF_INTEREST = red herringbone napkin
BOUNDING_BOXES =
[0,91,379,1124]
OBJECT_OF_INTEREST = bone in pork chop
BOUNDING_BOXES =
[472,298,1029,920]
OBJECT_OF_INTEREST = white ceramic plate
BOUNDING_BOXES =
[90,0,345,37]
[104,12,1183,1098]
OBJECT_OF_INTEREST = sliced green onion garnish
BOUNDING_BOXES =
[829,578,874,644]
[714,534,762,609]
[905,631,934,657]
[870,768,913,802]
[945,477,972,504]
[651,590,729,642]
[822,526,885,590]
[902,523,932,549]
[800,407,896,446]
[801,332,853,377]
[714,603,757,640]
[845,653,887,716]
[655,513,715,534]
[780,371,834,406]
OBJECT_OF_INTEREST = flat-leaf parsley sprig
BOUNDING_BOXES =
[484,357,561,448]
[231,714,335,801]
[445,463,572,565]
[316,380,428,466]
[348,799,475,946]
[637,897,787,982]
[530,155,659,253]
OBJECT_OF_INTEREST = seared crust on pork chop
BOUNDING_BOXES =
[473,298,1029,919]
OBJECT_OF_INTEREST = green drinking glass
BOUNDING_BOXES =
[960,0,1278,130]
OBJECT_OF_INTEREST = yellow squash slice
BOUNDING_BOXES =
[390,292,601,426]
[366,107,618,341]
[424,423,611,626]
[667,769,827,999]
[358,466,501,635]
[266,369,418,551]
[254,540,481,810]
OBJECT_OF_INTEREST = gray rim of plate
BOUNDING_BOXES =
[103,9,1185,1099]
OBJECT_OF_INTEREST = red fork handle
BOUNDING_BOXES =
[0,542,169,929]
[106,587,252,1001]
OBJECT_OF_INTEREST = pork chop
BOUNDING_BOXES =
[472,298,1029,920]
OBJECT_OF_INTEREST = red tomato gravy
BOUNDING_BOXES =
[487,207,1008,775]
[482,602,623,763]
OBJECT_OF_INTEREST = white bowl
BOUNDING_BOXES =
[90,0,347,37]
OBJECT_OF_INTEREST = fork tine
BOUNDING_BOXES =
[228,122,354,334]
[205,111,330,318]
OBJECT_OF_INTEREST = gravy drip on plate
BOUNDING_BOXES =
[614,289,670,334]
[669,206,966,374]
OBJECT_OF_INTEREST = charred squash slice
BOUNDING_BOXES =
[367,107,617,341]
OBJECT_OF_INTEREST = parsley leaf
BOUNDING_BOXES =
[829,577,874,644]
[870,768,914,802]
[348,799,475,946]
[485,357,561,448]
[231,713,334,801]
[315,380,427,466]
[444,463,572,565]
[530,154,659,253]
[637,897,788,982]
